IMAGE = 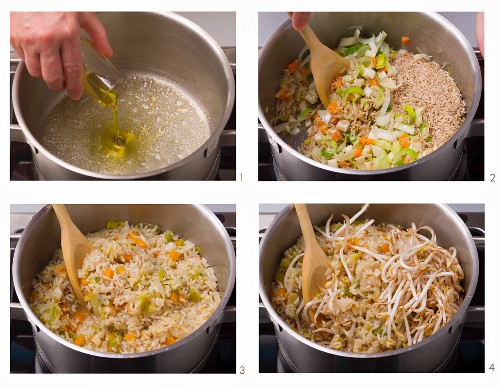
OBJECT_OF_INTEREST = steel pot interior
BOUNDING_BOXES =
[259,203,478,358]
[13,12,235,179]
[258,12,481,176]
[13,204,236,358]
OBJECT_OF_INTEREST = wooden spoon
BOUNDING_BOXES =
[52,204,92,303]
[288,13,350,108]
[294,204,331,321]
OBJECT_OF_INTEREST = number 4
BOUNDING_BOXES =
[490,364,495,371]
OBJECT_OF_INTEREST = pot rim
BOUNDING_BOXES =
[13,204,236,359]
[12,11,235,180]
[257,12,482,176]
[259,203,479,359]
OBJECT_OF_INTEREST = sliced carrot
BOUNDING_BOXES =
[331,77,343,90]
[273,288,288,302]
[123,253,133,262]
[277,88,292,101]
[368,77,380,87]
[164,336,177,345]
[398,133,409,141]
[30,290,37,302]
[56,265,67,277]
[380,243,390,253]
[103,268,114,279]
[80,278,89,286]
[74,311,86,324]
[370,56,377,67]
[68,323,77,333]
[74,335,86,346]
[169,250,181,261]
[360,137,375,145]
[351,238,359,246]
[402,36,410,46]
[327,101,341,115]
[116,266,125,274]
[124,333,135,341]
[353,149,363,158]
[331,130,342,141]
[300,68,311,76]
[401,140,410,148]
[169,292,179,303]
[286,59,301,73]
[127,232,148,249]
[319,124,328,135]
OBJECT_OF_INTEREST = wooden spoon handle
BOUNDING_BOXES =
[297,24,322,54]
[294,204,317,247]
[287,12,320,54]
[52,204,73,228]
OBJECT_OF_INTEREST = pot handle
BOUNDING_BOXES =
[206,305,236,334]
[218,305,236,325]
[10,302,28,321]
[463,305,485,326]
[259,302,271,323]
[10,123,27,143]
[11,50,21,74]
[219,130,236,148]
[463,118,484,139]
[470,228,485,247]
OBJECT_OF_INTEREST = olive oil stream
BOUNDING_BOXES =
[82,70,136,159]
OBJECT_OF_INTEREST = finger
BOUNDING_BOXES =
[40,48,65,91]
[23,50,42,78]
[11,43,26,61]
[61,39,84,100]
[79,12,113,57]
[292,12,312,31]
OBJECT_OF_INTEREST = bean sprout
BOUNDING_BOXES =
[271,205,464,353]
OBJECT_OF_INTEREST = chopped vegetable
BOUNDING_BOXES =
[103,268,114,279]
[165,231,174,243]
[74,335,86,346]
[106,220,125,230]
[164,336,176,345]
[189,287,201,302]
[287,59,301,73]
[127,231,148,249]
[169,250,181,261]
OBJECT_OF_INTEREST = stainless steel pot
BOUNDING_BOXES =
[13,204,236,373]
[259,204,480,372]
[12,12,235,180]
[258,13,482,180]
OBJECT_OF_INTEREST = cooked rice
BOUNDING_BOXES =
[271,205,464,353]
[30,221,220,353]
[392,53,466,147]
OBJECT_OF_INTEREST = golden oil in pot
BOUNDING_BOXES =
[39,72,213,175]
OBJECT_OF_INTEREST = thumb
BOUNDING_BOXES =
[79,12,113,57]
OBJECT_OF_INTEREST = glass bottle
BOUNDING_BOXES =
[80,38,123,107]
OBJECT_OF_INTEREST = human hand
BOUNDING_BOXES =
[475,12,484,58]
[10,12,113,100]
[290,12,312,31]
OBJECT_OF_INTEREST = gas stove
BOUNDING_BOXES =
[10,208,236,373]
[258,205,485,372]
